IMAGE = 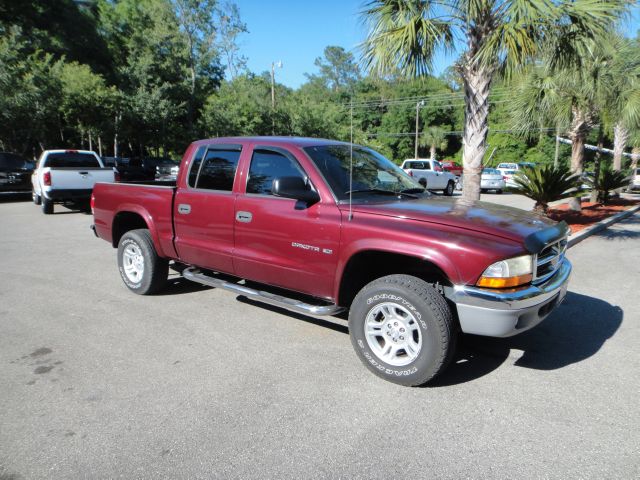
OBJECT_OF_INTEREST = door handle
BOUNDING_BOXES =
[236,211,252,223]
[178,204,191,214]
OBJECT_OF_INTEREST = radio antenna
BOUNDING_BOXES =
[348,97,354,221]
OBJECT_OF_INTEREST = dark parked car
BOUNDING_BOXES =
[0,152,35,193]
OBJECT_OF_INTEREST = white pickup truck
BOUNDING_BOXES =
[32,149,117,214]
[401,159,457,196]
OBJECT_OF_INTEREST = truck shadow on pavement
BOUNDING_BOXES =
[430,291,623,387]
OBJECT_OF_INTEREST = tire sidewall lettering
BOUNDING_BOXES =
[366,294,427,329]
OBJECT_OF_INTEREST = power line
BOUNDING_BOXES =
[366,126,560,138]
[341,88,512,109]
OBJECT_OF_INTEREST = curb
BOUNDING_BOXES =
[567,204,640,248]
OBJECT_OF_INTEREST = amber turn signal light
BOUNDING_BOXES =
[476,274,533,289]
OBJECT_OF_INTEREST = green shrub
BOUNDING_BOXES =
[512,164,580,214]
[587,165,630,204]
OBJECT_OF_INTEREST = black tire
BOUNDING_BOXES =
[42,198,53,214]
[480,188,487,194]
[33,192,41,205]
[444,181,454,196]
[117,229,168,295]
[497,189,503,194]
[348,274,456,387]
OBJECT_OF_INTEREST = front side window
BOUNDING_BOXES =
[304,145,422,200]
[246,149,306,195]
[191,147,241,191]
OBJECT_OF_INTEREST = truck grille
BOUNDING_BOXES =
[533,238,567,284]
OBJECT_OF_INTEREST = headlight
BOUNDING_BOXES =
[476,254,533,288]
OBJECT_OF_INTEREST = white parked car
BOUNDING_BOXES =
[480,168,506,193]
[496,162,536,188]
[32,149,117,214]
[400,159,457,196]
[632,168,640,190]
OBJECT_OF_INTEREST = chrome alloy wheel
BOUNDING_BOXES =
[364,302,422,366]
[122,243,145,283]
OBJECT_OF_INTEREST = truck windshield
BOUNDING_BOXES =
[46,152,100,168]
[304,145,423,200]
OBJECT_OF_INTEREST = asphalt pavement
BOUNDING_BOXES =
[0,194,638,479]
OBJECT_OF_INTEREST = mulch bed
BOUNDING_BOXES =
[547,198,640,234]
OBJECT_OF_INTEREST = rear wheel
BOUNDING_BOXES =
[444,181,454,196]
[348,274,456,386]
[117,229,168,295]
[497,189,503,194]
[33,191,41,205]
[42,198,53,214]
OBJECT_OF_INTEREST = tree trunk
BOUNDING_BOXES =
[590,124,604,203]
[88,131,93,151]
[114,113,119,158]
[430,144,436,161]
[567,106,591,211]
[98,136,103,157]
[612,122,628,171]
[461,65,492,202]
[628,147,640,192]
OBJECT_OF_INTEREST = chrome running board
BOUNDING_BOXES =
[182,267,344,316]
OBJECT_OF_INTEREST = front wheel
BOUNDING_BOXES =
[443,181,455,196]
[117,229,168,295]
[348,274,456,386]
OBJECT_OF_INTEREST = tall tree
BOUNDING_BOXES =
[360,0,629,201]
[420,126,448,160]
[307,46,361,92]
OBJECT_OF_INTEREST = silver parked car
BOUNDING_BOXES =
[481,168,506,193]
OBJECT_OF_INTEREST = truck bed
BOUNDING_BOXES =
[92,181,178,259]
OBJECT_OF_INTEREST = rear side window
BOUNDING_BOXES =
[406,161,427,170]
[45,152,100,168]
[246,149,306,195]
[191,148,241,191]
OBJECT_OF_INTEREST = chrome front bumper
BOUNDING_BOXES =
[445,258,572,337]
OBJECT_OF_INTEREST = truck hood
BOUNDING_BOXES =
[345,196,557,244]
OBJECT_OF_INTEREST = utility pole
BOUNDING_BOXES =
[271,60,282,110]
[415,100,425,160]
[271,60,282,135]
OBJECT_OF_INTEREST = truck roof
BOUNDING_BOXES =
[191,136,350,148]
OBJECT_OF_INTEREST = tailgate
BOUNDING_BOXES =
[48,167,115,190]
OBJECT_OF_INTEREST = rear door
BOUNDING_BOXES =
[173,144,243,274]
[233,146,341,299]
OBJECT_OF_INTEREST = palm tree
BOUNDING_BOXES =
[420,126,448,160]
[509,37,623,209]
[360,0,628,201]
[604,37,640,172]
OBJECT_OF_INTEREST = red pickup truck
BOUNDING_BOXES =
[92,137,571,386]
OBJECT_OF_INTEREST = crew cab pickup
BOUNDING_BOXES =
[33,149,117,214]
[92,137,571,387]
[401,159,457,195]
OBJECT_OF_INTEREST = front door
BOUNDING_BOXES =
[233,147,341,299]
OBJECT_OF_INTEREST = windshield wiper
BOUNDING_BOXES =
[400,187,427,195]
[346,188,418,198]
